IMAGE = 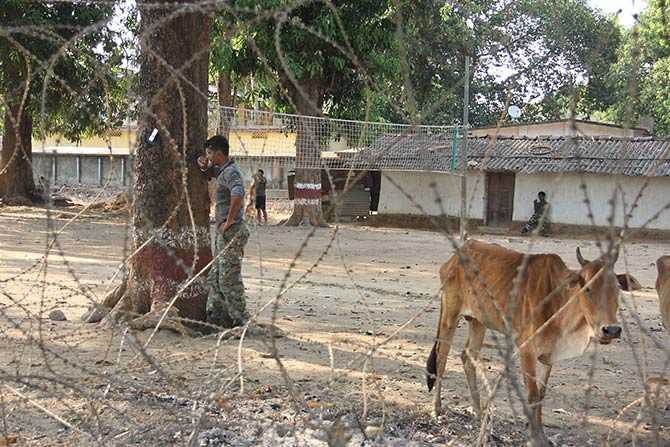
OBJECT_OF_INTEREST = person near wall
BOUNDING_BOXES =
[245,179,256,217]
[253,169,268,224]
[197,135,250,331]
[521,191,550,237]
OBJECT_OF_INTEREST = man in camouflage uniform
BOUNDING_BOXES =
[198,135,250,329]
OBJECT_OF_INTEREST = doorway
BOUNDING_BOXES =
[486,172,515,226]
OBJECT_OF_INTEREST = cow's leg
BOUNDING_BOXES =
[431,309,460,419]
[461,317,486,418]
[520,351,550,446]
[537,364,552,424]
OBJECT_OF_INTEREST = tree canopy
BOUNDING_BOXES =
[601,0,670,135]
[0,0,126,141]
[210,0,624,128]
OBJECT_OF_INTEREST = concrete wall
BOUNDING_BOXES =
[514,173,670,230]
[31,153,132,187]
[35,127,299,158]
[378,170,486,219]
[378,170,670,231]
[228,129,297,157]
[36,128,136,154]
[30,152,295,190]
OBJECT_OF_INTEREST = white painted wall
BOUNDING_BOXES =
[514,173,670,230]
[379,170,486,219]
[379,170,670,230]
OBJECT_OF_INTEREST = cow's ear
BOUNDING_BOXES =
[566,272,584,289]
[617,273,641,291]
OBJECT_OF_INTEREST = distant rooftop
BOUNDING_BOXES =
[325,135,670,177]
[472,118,650,133]
[470,119,651,139]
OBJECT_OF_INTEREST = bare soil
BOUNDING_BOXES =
[1,200,669,446]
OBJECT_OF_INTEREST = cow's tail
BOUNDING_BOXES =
[426,305,442,392]
[427,254,460,392]
[426,340,438,391]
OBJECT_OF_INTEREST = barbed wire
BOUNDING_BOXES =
[1,1,670,446]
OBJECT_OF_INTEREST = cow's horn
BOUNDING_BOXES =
[576,247,588,266]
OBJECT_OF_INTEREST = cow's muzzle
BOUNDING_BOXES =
[599,325,622,344]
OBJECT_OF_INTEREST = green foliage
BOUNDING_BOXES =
[209,6,278,110]
[212,0,622,128]
[213,0,394,118]
[0,0,126,142]
[605,0,670,135]
[643,57,670,134]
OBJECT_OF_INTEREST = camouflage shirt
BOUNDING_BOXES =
[211,159,245,226]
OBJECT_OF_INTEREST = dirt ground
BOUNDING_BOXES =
[1,200,669,446]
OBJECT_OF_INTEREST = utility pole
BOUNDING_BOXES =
[460,55,471,241]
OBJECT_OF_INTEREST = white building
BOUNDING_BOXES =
[332,133,670,234]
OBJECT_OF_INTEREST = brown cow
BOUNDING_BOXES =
[656,256,670,332]
[426,240,622,446]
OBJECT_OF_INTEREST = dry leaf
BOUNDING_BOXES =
[0,435,19,447]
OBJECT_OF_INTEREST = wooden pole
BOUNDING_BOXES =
[460,55,471,241]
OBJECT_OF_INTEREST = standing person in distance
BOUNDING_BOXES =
[253,169,268,225]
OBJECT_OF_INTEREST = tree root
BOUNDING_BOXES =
[198,322,286,339]
[284,206,329,227]
[80,280,127,323]
[126,305,196,337]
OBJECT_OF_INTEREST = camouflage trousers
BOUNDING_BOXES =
[206,222,250,328]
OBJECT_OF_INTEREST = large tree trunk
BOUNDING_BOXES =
[0,53,35,204]
[86,0,212,334]
[284,79,327,227]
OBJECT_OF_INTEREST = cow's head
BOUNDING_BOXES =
[575,247,622,344]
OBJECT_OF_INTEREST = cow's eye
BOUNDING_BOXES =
[585,286,592,294]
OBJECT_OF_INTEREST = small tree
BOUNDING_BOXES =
[0,48,34,202]
[233,0,394,226]
[604,0,670,135]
